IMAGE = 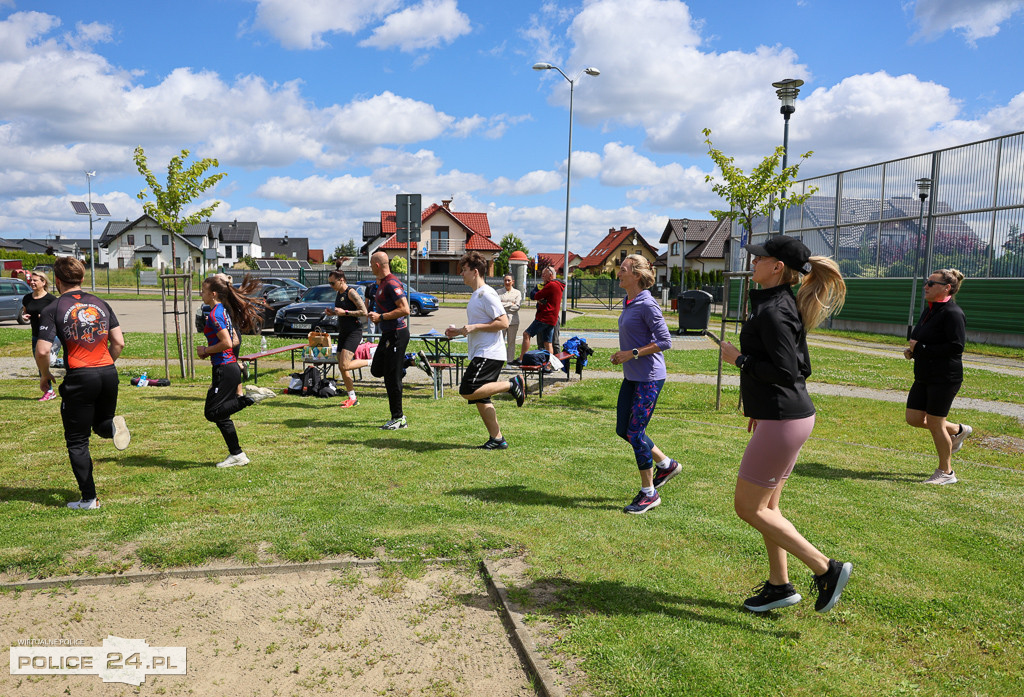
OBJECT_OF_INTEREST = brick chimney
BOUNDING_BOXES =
[442,197,452,210]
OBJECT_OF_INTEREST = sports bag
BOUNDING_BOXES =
[301,365,321,396]
[521,349,550,366]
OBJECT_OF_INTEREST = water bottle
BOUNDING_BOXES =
[260,334,268,352]
[138,372,148,387]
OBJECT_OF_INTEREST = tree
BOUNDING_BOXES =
[332,240,358,259]
[702,128,816,243]
[390,256,407,274]
[494,233,530,276]
[134,146,227,378]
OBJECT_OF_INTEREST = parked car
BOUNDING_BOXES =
[194,283,303,333]
[0,277,31,324]
[256,276,307,293]
[355,280,439,316]
[272,284,345,336]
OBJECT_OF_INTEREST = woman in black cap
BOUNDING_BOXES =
[904,268,970,484]
[720,235,852,614]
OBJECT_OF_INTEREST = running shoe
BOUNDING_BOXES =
[743,581,802,612]
[39,389,56,402]
[922,468,958,485]
[652,459,681,489]
[508,375,525,407]
[416,350,434,378]
[216,452,250,468]
[478,437,509,450]
[380,416,407,430]
[340,397,359,408]
[812,559,852,613]
[244,385,277,404]
[112,415,130,451]
[951,423,973,454]
[623,490,661,514]
[67,498,101,510]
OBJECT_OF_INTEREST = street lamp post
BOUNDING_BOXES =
[85,171,97,291]
[906,177,932,339]
[533,61,600,325]
[772,79,804,237]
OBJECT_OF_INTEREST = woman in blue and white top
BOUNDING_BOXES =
[197,275,276,469]
[609,254,678,515]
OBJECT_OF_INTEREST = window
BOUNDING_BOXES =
[671,242,679,256]
[292,252,297,258]
[162,235,170,245]
[237,246,244,258]
[619,249,627,262]
[145,234,152,245]
[430,226,449,252]
[127,234,135,245]
[223,247,230,258]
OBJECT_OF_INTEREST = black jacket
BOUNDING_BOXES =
[910,300,966,383]
[738,284,815,420]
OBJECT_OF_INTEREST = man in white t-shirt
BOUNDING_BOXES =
[446,251,526,449]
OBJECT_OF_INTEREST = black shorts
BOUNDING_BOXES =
[906,380,962,418]
[336,323,363,354]
[460,357,505,403]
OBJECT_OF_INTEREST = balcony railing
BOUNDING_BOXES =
[422,240,465,255]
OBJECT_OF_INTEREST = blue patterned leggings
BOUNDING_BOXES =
[616,379,665,470]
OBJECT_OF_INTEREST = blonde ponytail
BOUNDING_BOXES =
[781,256,846,330]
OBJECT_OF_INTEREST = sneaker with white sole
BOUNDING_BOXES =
[923,468,957,485]
[653,460,681,489]
[112,415,130,450]
[478,436,509,450]
[39,389,56,402]
[951,424,973,454]
[416,350,433,378]
[623,490,660,514]
[812,559,852,613]
[216,452,250,468]
[67,498,101,510]
[508,375,525,407]
[244,385,277,404]
[380,416,407,430]
[744,581,802,612]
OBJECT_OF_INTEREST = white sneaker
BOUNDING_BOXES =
[67,498,101,510]
[112,416,130,450]
[244,385,277,404]
[951,424,973,454]
[216,452,250,468]
[923,468,957,485]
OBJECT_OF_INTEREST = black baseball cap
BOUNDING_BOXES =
[745,235,812,274]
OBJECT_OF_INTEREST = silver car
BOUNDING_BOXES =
[0,277,31,324]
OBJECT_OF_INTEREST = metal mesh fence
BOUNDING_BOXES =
[730,131,1024,278]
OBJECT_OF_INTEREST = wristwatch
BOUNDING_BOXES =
[632,348,640,360]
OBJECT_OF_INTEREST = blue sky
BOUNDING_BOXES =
[2,0,1023,258]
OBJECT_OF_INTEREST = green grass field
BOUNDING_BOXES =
[1,326,1022,695]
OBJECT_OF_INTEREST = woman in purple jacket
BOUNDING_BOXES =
[610,255,679,514]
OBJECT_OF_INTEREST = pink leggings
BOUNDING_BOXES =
[738,415,816,489]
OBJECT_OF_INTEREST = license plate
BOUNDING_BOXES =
[293,323,312,330]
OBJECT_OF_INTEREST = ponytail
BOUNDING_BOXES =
[781,256,846,330]
[203,274,266,334]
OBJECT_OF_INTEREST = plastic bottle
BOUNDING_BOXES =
[138,372,148,387]
[260,334,268,352]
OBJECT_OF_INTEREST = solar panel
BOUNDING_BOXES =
[91,202,111,216]
[255,259,311,271]
[71,201,90,215]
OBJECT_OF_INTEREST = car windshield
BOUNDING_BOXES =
[273,278,306,290]
[301,286,336,303]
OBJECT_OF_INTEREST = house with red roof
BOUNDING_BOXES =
[659,218,731,276]
[577,226,660,277]
[377,197,501,275]
[533,251,581,275]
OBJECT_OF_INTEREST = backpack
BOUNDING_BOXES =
[301,365,321,396]
[521,349,550,367]
[318,378,338,398]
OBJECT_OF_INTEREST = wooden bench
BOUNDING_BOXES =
[239,343,306,384]
[507,351,582,398]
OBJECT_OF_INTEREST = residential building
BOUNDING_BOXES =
[101,215,205,270]
[659,218,731,281]
[376,198,501,275]
[577,226,660,277]
[261,234,309,262]
[534,252,581,275]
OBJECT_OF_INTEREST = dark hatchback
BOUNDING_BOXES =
[194,284,304,333]
[273,284,379,336]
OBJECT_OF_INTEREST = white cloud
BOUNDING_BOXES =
[491,169,563,196]
[359,0,471,51]
[913,0,1024,44]
[363,148,444,181]
[249,0,400,50]
[255,174,384,207]
[324,91,454,146]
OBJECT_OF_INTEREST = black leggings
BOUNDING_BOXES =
[205,363,248,455]
[370,328,410,419]
[59,366,119,500]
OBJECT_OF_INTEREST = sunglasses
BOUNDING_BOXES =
[924,280,949,287]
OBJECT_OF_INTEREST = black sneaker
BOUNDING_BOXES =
[623,490,660,514]
[812,559,852,613]
[508,375,525,407]
[743,581,802,612]
[416,350,433,378]
[652,460,681,489]
[478,437,508,450]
